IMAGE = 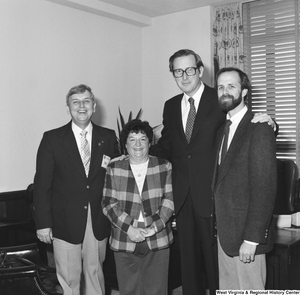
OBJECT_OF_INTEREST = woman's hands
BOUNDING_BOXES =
[127,225,147,243]
[143,228,156,237]
[127,225,156,242]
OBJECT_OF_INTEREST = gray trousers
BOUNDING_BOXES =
[53,204,107,295]
[218,239,266,290]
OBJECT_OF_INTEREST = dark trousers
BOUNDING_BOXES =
[176,192,219,295]
[114,246,170,295]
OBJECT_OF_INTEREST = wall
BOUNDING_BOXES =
[0,0,142,192]
[1,1,214,192]
[141,6,213,129]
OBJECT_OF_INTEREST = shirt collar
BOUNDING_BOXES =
[72,121,93,137]
[183,82,205,106]
[227,105,248,125]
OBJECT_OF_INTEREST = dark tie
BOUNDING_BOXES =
[220,120,232,163]
[185,97,196,143]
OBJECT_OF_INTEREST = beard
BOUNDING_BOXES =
[218,93,243,113]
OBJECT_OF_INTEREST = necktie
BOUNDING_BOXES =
[185,97,196,143]
[220,120,232,164]
[80,130,91,176]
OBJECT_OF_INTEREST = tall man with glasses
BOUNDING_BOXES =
[150,49,276,295]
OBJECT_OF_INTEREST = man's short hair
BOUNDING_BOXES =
[66,84,95,105]
[216,67,251,103]
[169,49,204,72]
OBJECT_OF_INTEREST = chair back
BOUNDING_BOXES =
[273,159,299,214]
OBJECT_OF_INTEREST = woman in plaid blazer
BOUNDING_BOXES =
[102,119,174,295]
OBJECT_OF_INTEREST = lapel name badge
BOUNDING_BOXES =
[101,155,111,168]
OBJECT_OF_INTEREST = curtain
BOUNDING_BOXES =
[213,3,245,74]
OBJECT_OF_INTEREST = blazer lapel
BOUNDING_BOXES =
[89,124,108,177]
[173,94,187,144]
[189,85,213,144]
[212,127,224,191]
[216,111,253,185]
[59,122,86,177]
[141,157,156,197]
[125,160,143,197]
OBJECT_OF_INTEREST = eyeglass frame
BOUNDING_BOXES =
[172,67,198,78]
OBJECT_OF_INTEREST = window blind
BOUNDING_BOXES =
[243,0,300,169]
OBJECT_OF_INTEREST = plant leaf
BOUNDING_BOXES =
[116,107,145,154]
[136,108,143,119]
[118,107,125,128]
[128,111,133,123]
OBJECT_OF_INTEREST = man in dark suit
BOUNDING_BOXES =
[150,49,276,295]
[213,67,277,289]
[33,84,119,295]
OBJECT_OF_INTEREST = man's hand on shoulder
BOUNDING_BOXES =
[251,112,277,132]
[109,155,128,163]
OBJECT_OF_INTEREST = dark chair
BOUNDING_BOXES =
[273,159,299,214]
[0,243,62,295]
[266,159,300,289]
[0,184,62,294]
[25,183,53,264]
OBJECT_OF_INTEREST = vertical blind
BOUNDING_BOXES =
[243,0,300,170]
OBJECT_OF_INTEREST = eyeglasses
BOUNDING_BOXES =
[172,67,198,78]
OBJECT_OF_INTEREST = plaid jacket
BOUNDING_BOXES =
[102,156,174,252]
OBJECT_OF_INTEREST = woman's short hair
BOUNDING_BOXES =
[120,119,153,147]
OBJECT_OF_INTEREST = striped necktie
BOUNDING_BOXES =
[80,130,91,176]
[185,97,196,143]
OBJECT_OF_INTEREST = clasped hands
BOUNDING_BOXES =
[127,225,156,243]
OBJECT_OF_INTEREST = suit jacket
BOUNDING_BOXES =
[33,121,119,244]
[102,156,174,252]
[151,84,225,217]
[212,110,277,256]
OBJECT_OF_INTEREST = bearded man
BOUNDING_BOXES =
[212,67,277,290]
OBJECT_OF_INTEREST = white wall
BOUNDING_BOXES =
[142,6,214,129]
[1,1,214,192]
[0,0,142,192]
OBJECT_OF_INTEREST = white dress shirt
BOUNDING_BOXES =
[131,160,149,222]
[181,82,205,131]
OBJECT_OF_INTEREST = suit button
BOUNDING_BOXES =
[87,185,90,189]
[188,155,191,158]
[84,206,88,210]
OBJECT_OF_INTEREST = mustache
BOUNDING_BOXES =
[220,94,234,100]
